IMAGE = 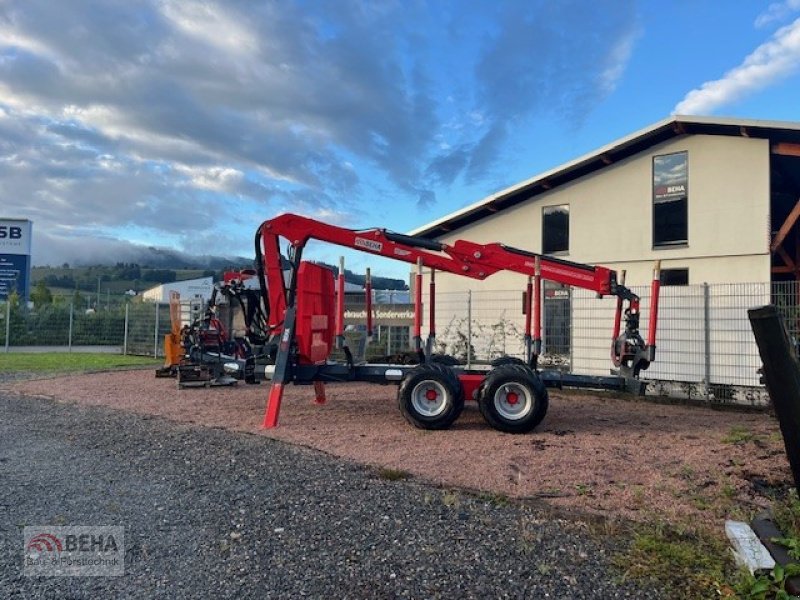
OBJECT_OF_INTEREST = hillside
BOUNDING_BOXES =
[32,259,408,300]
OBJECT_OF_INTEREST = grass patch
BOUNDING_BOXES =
[376,467,411,482]
[0,352,160,373]
[722,426,757,445]
[613,521,736,599]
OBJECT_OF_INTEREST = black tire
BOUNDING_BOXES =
[478,364,548,434]
[490,356,527,368]
[429,354,462,366]
[398,363,464,430]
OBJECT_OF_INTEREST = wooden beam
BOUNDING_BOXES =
[771,196,800,252]
[772,266,795,274]
[673,122,686,135]
[600,154,613,165]
[772,143,800,157]
[740,126,750,138]
[778,246,796,270]
[541,180,552,190]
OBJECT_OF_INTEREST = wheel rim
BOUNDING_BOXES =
[493,382,533,421]
[411,380,449,417]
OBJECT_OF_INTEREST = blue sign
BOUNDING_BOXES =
[0,254,30,301]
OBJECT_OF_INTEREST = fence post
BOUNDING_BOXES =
[153,302,160,358]
[68,303,74,352]
[466,290,472,369]
[703,282,711,398]
[4,300,9,353]
[123,303,129,356]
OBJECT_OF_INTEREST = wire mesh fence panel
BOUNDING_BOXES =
[773,281,800,341]
[570,289,620,376]
[708,283,770,388]
[124,302,164,356]
[5,302,73,347]
[637,285,706,384]
[468,290,526,360]
[70,307,126,347]
[428,291,472,361]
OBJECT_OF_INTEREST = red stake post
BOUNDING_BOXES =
[533,257,542,356]
[428,269,436,350]
[647,261,661,348]
[336,256,345,349]
[413,258,423,351]
[365,267,373,338]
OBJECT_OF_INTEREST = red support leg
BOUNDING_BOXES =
[313,381,327,405]
[262,382,285,428]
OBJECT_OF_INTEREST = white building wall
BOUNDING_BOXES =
[422,134,772,386]
[141,277,214,303]
[432,134,770,290]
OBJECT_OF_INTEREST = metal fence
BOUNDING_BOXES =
[4,282,800,405]
[428,282,800,405]
[0,300,175,356]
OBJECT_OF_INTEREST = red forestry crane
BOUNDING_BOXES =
[253,213,660,434]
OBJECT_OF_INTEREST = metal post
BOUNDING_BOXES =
[466,290,472,369]
[703,282,711,398]
[4,300,9,353]
[123,303,129,356]
[748,305,800,497]
[154,302,160,358]
[68,303,74,352]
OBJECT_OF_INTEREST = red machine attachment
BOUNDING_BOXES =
[253,213,660,431]
[611,261,661,377]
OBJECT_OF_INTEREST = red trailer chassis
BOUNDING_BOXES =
[254,213,660,433]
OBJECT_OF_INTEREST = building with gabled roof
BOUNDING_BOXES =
[412,115,800,288]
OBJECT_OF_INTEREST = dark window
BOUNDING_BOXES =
[653,152,688,247]
[660,268,688,286]
[543,205,569,254]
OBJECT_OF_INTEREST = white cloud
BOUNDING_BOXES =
[674,17,800,115]
[0,0,639,263]
[756,0,800,28]
[599,28,640,95]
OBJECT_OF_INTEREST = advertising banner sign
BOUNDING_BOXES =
[0,219,33,301]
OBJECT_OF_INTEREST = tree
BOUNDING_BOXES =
[72,288,85,308]
[30,280,53,309]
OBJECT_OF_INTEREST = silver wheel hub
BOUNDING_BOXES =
[493,383,533,421]
[411,380,448,417]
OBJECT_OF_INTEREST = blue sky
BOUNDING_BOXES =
[1,1,800,276]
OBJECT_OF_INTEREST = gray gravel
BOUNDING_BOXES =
[0,389,664,599]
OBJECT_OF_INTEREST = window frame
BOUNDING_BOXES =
[542,204,570,255]
[652,151,689,249]
[660,268,689,286]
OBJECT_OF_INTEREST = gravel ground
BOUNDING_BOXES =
[0,391,663,599]
[4,371,791,527]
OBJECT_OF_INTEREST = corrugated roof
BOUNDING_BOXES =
[409,115,800,239]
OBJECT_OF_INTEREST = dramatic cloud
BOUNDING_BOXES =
[674,16,800,115]
[0,1,638,265]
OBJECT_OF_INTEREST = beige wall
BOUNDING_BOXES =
[433,134,771,290]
